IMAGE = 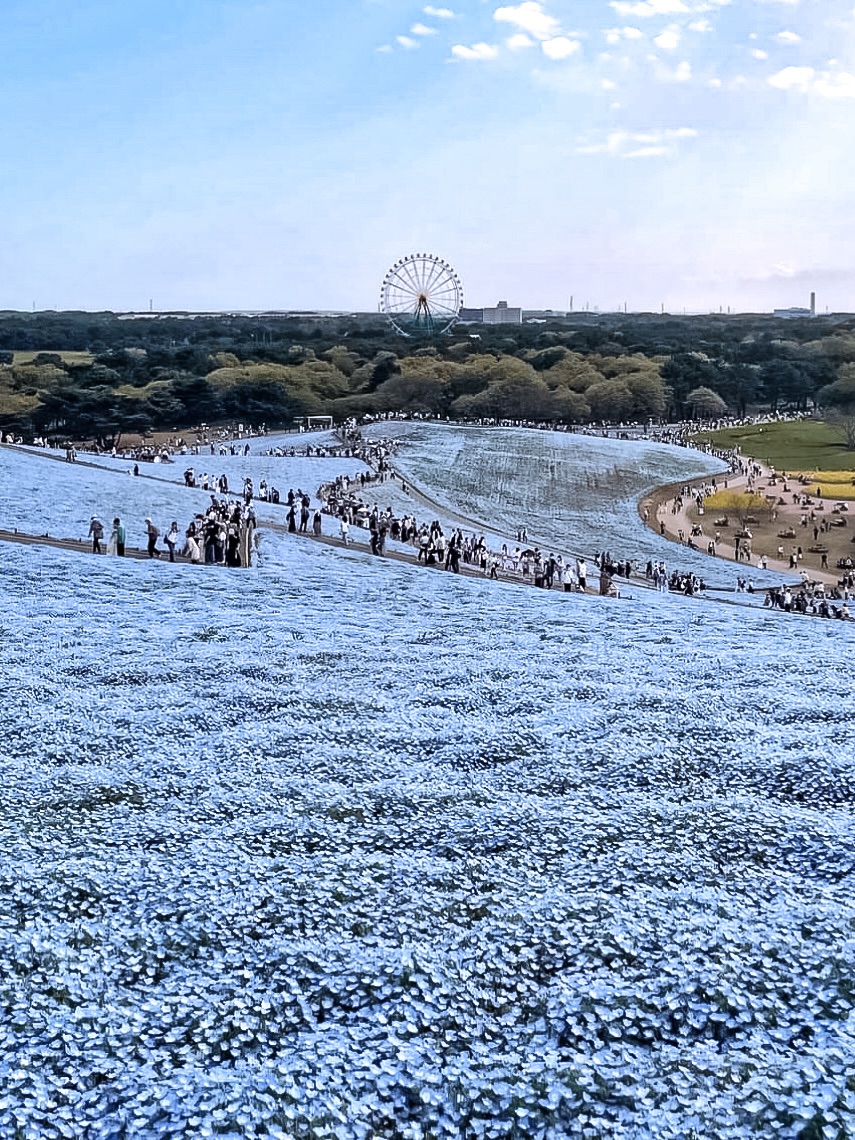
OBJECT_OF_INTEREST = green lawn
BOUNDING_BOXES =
[693,419,855,473]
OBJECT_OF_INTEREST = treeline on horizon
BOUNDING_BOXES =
[1,309,855,447]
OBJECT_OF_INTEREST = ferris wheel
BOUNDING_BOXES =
[380,254,463,337]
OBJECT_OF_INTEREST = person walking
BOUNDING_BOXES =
[164,521,180,563]
[88,515,104,554]
[340,517,349,545]
[577,557,587,592]
[145,517,160,558]
[115,517,126,556]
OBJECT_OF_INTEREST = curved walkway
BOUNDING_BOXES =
[0,441,811,613]
[639,464,839,588]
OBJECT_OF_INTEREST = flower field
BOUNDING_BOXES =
[1,434,854,1139]
[370,423,794,589]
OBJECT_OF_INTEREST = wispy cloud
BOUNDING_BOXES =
[396,34,419,49]
[451,41,500,60]
[424,5,455,16]
[604,25,645,44]
[507,32,536,49]
[610,0,730,16]
[610,0,690,18]
[411,22,437,36]
[577,126,698,157]
[775,30,802,43]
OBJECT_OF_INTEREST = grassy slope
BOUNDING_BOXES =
[694,419,855,473]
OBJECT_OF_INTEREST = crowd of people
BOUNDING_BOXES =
[86,497,258,567]
[10,414,855,622]
[765,582,853,620]
[317,464,620,594]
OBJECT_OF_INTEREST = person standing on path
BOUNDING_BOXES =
[145,517,160,558]
[164,521,180,563]
[88,515,104,554]
[115,517,126,556]
[577,557,587,592]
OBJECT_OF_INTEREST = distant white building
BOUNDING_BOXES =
[458,300,523,325]
[773,307,814,319]
[774,293,816,319]
[484,300,522,325]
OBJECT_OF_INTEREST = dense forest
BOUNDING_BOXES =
[1,309,855,446]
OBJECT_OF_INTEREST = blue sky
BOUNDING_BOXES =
[1,0,854,314]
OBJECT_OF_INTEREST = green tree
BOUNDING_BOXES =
[661,353,724,417]
[685,385,728,419]
[626,373,666,420]
[817,371,855,449]
[170,375,222,424]
[585,379,634,422]
[220,380,298,424]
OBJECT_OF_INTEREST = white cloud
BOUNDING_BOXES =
[602,78,617,89]
[688,18,712,31]
[610,0,690,18]
[752,48,769,59]
[507,32,535,48]
[768,66,855,96]
[542,35,581,59]
[424,5,455,16]
[411,22,437,35]
[605,25,644,43]
[776,30,802,43]
[767,65,815,90]
[396,35,419,49]
[577,126,698,158]
[451,41,500,59]
[814,71,855,97]
[376,43,392,53]
[494,2,560,40]
[654,26,681,50]
[674,59,692,80]
[708,76,722,86]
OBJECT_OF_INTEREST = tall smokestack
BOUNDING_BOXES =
[810,291,816,317]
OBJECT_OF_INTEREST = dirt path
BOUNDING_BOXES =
[0,441,795,610]
[639,462,843,588]
[0,528,189,562]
